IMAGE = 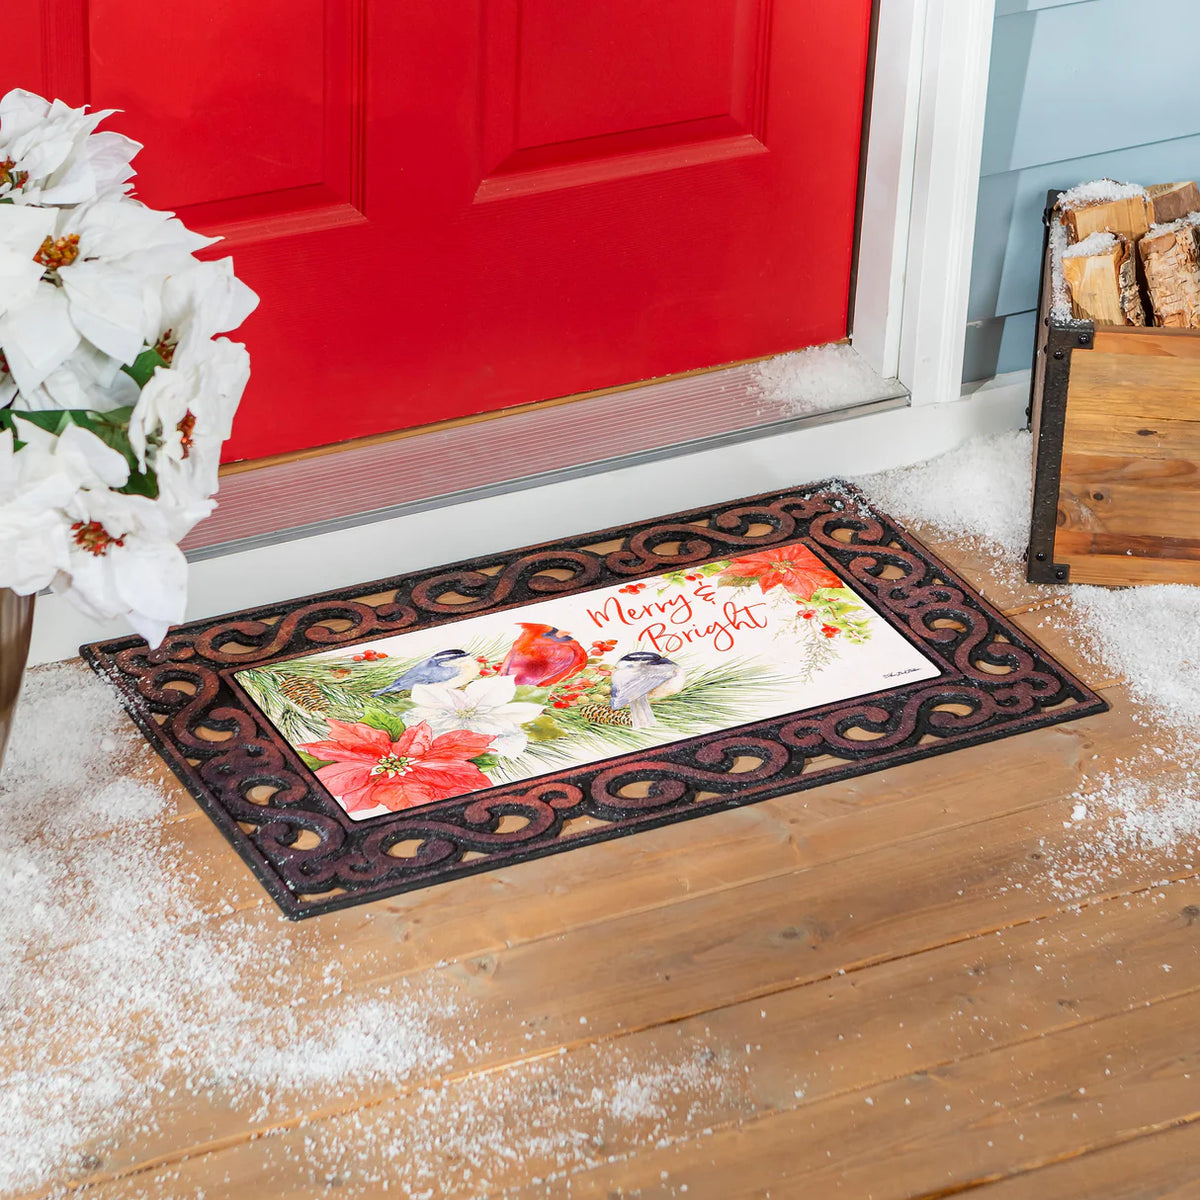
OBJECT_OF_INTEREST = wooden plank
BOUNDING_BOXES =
[1003,598,1123,689]
[1049,335,1200,581]
[31,695,1177,1189]
[1089,326,1200,359]
[1056,528,1200,561]
[1059,411,1200,462]
[521,988,1200,1200]
[1067,356,1200,424]
[973,1119,1200,1199]
[1058,553,1200,587]
[67,873,1200,1198]
[1147,181,1200,226]
[1056,468,1200,541]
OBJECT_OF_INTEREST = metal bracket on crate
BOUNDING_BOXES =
[1026,320,1095,584]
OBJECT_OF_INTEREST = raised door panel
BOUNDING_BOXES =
[477,0,770,199]
[38,0,367,242]
[23,1,872,462]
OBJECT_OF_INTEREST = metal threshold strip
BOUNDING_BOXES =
[184,352,909,562]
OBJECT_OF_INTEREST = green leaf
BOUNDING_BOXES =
[298,751,335,771]
[68,407,161,500]
[522,714,569,742]
[513,685,553,706]
[700,561,730,575]
[360,705,406,741]
[810,587,860,604]
[471,752,502,772]
[121,347,170,390]
[718,574,758,588]
[0,408,68,435]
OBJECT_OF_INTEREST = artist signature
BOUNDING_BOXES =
[883,666,922,679]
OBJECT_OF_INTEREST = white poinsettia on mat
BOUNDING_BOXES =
[0,88,258,645]
[406,675,545,759]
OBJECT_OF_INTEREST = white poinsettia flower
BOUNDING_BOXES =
[0,282,80,396]
[0,204,57,316]
[52,421,130,491]
[130,335,250,469]
[0,91,255,647]
[53,531,187,648]
[407,674,545,758]
[161,257,259,350]
[0,89,139,206]
[0,198,214,392]
[9,341,138,413]
[51,199,212,366]
[54,483,188,646]
[0,426,76,593]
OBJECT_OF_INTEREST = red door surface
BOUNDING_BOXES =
[13,2,872,461]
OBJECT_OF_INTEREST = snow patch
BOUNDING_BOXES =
[1057,179,1148,209]
[1061,231,1120,259]
[753,343,902,418]
[855,430,1033,560]
[0,663,734,1196]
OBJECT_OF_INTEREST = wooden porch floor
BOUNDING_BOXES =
[21,524,1200,1199]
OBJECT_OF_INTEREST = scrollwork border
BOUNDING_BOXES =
[82,482,1108,919]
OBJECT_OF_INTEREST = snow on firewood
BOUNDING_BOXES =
[1057,179,1149,209]
[1061,231,1120,258]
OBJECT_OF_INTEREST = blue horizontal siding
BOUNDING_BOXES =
[964,312,1038,383]
[970,132,1200,323]
[965,0,1200,381]
[994,0,1097,15]
[981,0,1200,177]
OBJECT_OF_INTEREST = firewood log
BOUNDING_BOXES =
[1061,232,1147,326]
[1139,218,1200,328]
[1147,181,1200,226]
[1061,191,1151,243]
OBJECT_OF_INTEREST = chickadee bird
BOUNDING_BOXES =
[609,651,686,728]
[372,648,474,696]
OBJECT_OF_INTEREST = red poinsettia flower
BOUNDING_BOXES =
[719,544,842,600]
[298,719,494,814]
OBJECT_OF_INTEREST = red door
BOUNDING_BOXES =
[14,2,872,461]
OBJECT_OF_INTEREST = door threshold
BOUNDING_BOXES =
[185,347,908,562]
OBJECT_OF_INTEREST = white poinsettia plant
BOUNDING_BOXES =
[0,88,258,646]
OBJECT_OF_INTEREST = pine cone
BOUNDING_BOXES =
[576,702,632,727]
[279,676,329,712]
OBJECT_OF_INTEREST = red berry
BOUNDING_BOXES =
[821,624,839,637]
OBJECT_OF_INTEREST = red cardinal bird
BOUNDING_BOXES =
[500,623,587,686]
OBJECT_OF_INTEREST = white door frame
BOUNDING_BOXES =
[852,0,997,405]
[29,2,1007,665]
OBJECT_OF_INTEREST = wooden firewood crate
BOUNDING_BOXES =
[1027,189,1200,586]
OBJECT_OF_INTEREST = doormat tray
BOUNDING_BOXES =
[83,483,1108,919]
